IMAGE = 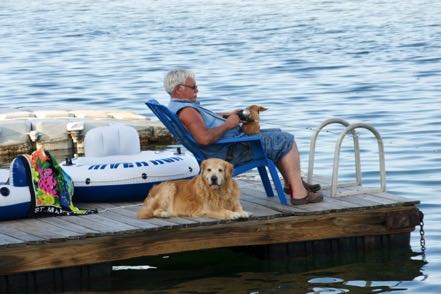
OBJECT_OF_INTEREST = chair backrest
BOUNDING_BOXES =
[146,99,207,162]
[84,124,140,157]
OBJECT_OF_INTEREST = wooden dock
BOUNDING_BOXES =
[0,177,421,291]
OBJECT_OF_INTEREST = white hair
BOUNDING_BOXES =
[163,69,195,95]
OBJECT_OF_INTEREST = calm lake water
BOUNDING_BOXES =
[1,0,441,293]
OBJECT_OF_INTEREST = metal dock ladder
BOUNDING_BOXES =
[307,118,386,197]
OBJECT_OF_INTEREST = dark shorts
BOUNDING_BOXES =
[229,129,294,165]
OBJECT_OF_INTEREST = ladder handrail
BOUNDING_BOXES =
[331,123,386,197]
[307,118,361,186]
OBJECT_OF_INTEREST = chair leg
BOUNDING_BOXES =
[257,166,274,197]
[266,160,288,205]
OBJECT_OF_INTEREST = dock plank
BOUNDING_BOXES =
[292,196,360,214]
[78,202,118,211]
[0,233,24,246]
[78,214,139,232]
[38,217,100,236]
[333,194,387,208]
[2,219,82,241]
[0,225,43,243]
[182,216,217,223]
[122,204,212,227]
[100,203,142,216]
[241,199,283,218]
[321,196,360,210]
[368,192,420,205]
[362,194,399,205]
[97,210,159,230]
[160,217,202,226]
[104,204,198,228]
[55,214,137,234]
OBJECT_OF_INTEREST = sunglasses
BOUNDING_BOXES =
[179,84,198,90]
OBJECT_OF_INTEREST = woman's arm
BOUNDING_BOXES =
[179,107,240,145]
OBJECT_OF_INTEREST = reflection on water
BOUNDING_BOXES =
[111,247,426,293]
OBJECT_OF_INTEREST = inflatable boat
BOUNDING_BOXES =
[61,149,199,202]
[60,124,200,202]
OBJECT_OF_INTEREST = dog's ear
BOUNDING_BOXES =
[201,160,207,173]
[224,161,234,179]
[258,106,268,113]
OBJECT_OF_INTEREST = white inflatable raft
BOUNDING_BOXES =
[60,124,199,202]
[61,149,199,202]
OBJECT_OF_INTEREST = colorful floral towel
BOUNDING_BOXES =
[28,148,96,217]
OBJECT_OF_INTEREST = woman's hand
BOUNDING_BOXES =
[224,112,241,129]
[226,109,242,116]
[221,109,241,119]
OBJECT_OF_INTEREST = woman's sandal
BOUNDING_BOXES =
[290,190,323,205]
[283,178,321,194]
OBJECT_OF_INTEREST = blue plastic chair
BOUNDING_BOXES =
[146,99,287,205]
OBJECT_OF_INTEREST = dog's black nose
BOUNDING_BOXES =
[210,175,218,184]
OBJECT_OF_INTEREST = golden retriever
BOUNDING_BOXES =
[241,105,267,135]
[137,158,250,220]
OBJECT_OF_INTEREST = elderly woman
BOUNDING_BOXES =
[164,69,322,205]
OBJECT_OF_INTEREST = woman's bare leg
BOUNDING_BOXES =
[277,143,308,199]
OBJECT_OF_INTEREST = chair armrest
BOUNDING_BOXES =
[261,128,281,132]
[216,135,262,144]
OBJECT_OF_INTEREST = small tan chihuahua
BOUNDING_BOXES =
[241,105,267,135]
